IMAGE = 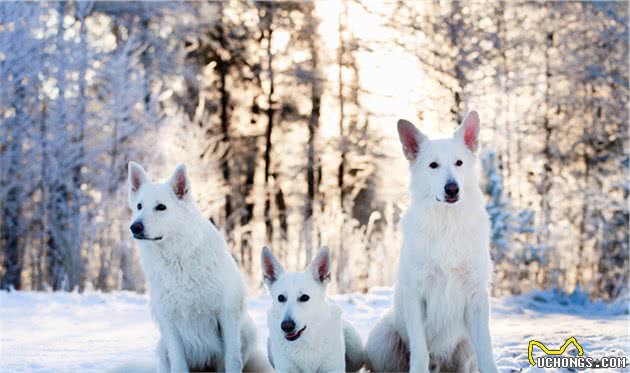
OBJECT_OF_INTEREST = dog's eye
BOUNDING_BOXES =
[429,162,439,169]
[277,295,286,303]
[298,294,310,302]
[137,203,142,210]
[155,204,167,211]
[455,160,463,167]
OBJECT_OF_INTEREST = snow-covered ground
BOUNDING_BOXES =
[1,288,628,372]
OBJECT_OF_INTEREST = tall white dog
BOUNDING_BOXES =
[261,246,365,372]
[127,162,268,372]
[366,112,499,373]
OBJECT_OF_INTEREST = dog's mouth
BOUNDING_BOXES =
[444,196,459,204]
[284,326,306,341]
[436,196,459,204]
[133,234,163,241]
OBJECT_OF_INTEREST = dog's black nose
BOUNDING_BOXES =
[130,222,144,235]
[281,319,296,333]
[444,182,459,197]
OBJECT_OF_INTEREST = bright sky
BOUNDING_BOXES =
[315,1,425,139]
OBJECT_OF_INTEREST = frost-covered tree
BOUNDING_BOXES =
[482,151,537,295]
[0,2,46,290]
[0,1,626,298]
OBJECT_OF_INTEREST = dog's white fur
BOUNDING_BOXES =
[366,112,499,373]
[127,162,269,373]
[262,247,365,373]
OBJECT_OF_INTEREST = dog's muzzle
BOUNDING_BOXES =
[132,234,163,241]
[284,325,306,341]
[130,222,162,241]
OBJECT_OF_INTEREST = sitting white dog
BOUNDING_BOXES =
[261,246,365,372]
[127,162,268,372]
[366,112,499,373]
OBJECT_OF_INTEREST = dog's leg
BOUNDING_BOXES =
[464,291,498,373]
[343,321,365,372]
[159,319,188,373]
[438,337,477,373]
[266,337,274,369]
[219,310,244,373]
[403,294,431,373]
[324,358,346,373]
[239,314,256,363]
[453,337,478,373]
[366,310,409,372]
[157,339,170,373]
[328,325,347,373]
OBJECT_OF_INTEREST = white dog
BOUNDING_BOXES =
[261,246,365,372]
[366,112,499,373]
[127,162,269,373]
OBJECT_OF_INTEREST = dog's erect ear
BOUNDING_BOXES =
[261,246,284,286]
[454,111,480,153]
[309,247,331,285]
[169,164,190,199]
[397,119,427,161]
[128,162,150,196]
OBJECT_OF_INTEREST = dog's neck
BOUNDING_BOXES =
[405,188,487,240]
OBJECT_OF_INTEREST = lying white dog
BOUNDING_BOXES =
[128,162,268,372]
[366,112,499,373]
[261,246,365,372]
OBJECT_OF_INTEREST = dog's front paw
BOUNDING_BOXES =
[479,363,499,373]
[170,361,189,373]
[409,361,431,373]
[225,357,243,373]
[170,364,189,373]
[410,367,430,373]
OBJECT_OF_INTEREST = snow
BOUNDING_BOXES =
[1,288,628,373]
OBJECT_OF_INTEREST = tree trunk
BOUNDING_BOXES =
[0,59,25,290]
[538,30,554,248]
[447,1,464,124]
[72,3,90,291]
[337,5,347,208]
[1,164,22,290]
[262,5,275,244]
[47,1,68,291]
[240,138,257,271]
[217,6,233,233]
[304,6,321,261]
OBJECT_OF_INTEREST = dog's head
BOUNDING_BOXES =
[397,111,481,206]
[127,162,193,243]
[261,246,332,342]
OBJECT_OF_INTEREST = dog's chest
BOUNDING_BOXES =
[280,334,340,373]
[153,269,222,317]
[143,250,227,320]
[403,207,491,290]
[415,262,477,355]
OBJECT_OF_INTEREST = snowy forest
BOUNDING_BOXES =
[0,1,627,300]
